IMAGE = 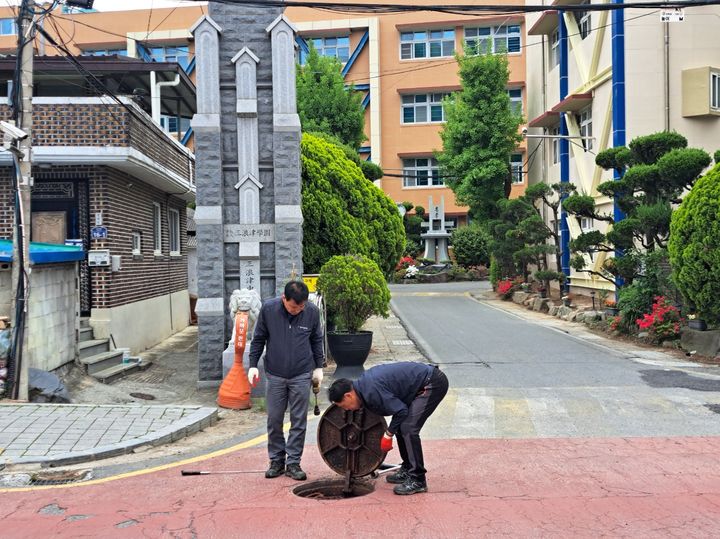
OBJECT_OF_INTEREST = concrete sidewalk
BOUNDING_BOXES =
[0,309,426,470]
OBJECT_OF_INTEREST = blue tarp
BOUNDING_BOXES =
[0,239,85,264]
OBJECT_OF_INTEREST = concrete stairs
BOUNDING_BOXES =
[78,318,145,383]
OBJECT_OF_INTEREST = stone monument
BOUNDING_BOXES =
[191,2,303,385]
[420,196,454,262]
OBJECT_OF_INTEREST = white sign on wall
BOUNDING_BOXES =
[661,8,684,22]
[88,249,110,267]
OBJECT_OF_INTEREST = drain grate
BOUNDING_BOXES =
[392,339,414,346]
[30,469,93,486]
[129,392,156,400]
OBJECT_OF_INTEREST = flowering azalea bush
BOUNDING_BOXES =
[497,279,515,300]
[608,315,622,332]
[636,296,681,342]
[396,256,416,270]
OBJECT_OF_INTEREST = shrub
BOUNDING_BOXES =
[451,225,490,267]
[497,279,515,300]
[714,149,720,164]
[636,296,681,342]
[669,164,720,324]
[317,255,391,333]
[301,133,405,274]
[489,257,500,289]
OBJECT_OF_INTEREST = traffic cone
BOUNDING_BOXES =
[217,311,252,410]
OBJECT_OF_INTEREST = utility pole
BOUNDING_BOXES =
[9,0,34,401]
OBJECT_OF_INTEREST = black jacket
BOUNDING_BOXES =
[353,362,435,434]
[248,297,324,379]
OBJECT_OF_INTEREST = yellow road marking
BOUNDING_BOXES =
[0,421,291,493]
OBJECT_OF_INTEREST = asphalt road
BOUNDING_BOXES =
[390,282,720,439]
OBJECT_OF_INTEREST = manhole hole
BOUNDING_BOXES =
[129,392,156,400]
[293,478,374,500]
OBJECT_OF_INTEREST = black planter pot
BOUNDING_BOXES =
[688,319,708,331]
[605,307,619,316]
[327,330,373,379]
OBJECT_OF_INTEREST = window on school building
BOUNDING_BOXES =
[508,88,522,115]
[402,158,443,187]
[580,216,594,231]
[511,154,524,184]
[82,48,128,57]
[550,29,560,68]
[402,93,449,123]
[465,25,521,54]
[150,45,189,70]
[550,126,560,164]
[400,30,455,60]
[0,18,17,35]
[169,208,180,255]
[575,3,591,40]
[160,116,191,136]
[711,72,720,110]
[153,203,162,254]
[305,36,351,63]
[577,107,593,151]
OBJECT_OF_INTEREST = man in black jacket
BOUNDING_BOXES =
[328,361,449,495]
[248,281,324,481]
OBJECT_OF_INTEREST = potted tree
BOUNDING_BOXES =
[318,254,391,378]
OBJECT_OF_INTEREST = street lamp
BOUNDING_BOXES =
[590,290,596,310]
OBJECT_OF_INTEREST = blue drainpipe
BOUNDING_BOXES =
[559,11,571,293]
[611,0,626,291]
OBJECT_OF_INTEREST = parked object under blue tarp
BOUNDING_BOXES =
[0,239,85,264]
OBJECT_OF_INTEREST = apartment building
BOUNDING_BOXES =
[286,3,529,226]
[524,1,720,294]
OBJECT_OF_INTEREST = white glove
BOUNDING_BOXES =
[312,368,323,385]
[248,367,259,387]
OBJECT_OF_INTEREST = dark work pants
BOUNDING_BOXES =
[265,371,312,466]
[397,367,449,482]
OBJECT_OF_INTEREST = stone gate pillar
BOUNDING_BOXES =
[192,2,303,384]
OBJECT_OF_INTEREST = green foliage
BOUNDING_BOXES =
[297,46,366,149]
[627,131,687,165]
[301,133,404,275]
[360,160,384,182]
[400,202,424,257]
[414,205,425,216]
[489,256,500,288]
[308,131,384,183]
[534,270,564,283]
[617,250,675,331]
[318,255,391,332]
[451,225,490,267]
[669,164,720,324]
[714,150,720,164]
[564,131,711,285]
[438,52,523,221]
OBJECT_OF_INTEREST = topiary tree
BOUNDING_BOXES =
[438,51,523,221]
[297,45,366,149]
[301,133,405,275]
[668,164,720,324]
[317,254,391,333]
[400,202,424,257]
[714,149,720,165]
[451,225,489,267]
[564,131,711,286]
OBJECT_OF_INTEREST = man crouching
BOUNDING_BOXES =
[328,361,448,495]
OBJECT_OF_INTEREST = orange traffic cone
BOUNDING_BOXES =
[217,311,252,410]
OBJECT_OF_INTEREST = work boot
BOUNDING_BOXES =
[385,468,410,484]
[265,460,285,479]
[285,463,307,481]
[393,478,428,495]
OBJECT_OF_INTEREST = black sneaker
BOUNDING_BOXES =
[285,463,307,481]
[265,460,285,479]
[386,468,410,484]
[393,478,428,495]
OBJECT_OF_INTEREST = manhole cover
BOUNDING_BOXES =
[129,392,156,400]
[293,478,374,500]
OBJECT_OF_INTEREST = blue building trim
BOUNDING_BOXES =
[558,11,571,292]
[358,146,371,154]
[342,30,369,77]
[296,36,309,63]
[361,91,370,110]
[136,42,153,63]
[181,126,194,146]
[185,56,196,76]
[611,1,627,290]
[350,83,370,91]
[0,240,85,265]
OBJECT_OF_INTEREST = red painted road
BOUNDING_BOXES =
[2,437,720,538]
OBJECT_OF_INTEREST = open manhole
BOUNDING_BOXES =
[293,478,374,500]
[0,469,93,488]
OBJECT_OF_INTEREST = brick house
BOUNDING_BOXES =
[0,55,196,358]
